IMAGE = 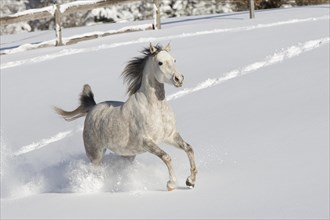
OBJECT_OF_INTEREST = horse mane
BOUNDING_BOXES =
[122,44,163,96]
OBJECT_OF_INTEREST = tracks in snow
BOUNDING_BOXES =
[12,37,330,156]
[1,15,329,70]
[13,130,73,156]
[167,37,330,100]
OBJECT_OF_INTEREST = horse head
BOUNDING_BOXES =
[149,42,184,87]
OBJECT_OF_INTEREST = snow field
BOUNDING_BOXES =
[1,5,329,219]
[1,14,328,69]
[9,36,329,158]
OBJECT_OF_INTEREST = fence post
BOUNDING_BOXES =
[153,0,161,29]
[249,0,255,19]
[55,4,63,46]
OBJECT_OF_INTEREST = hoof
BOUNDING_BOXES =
[186,178,195,189]
[167,181,176,191]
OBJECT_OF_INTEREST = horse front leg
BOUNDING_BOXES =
[143,138,177,191]
[170,133,198,188]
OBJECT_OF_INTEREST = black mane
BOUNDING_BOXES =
[122,45,163,96]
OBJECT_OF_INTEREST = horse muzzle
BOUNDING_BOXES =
[172,73,184,87]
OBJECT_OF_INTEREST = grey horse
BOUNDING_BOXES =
[55,43,197,191]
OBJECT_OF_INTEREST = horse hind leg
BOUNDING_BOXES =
[85,144,106,166]
[83,134,105,165]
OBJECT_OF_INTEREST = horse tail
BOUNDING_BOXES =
[54,84,96,121]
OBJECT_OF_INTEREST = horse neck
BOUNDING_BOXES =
[138,61,165,103]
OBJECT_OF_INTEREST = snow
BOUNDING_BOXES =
[2,14,328,65]
[1,5,329,219]
[167,37,329,100]
[1,23,153,55]
[4,5,55,17]
[13,130,73,156]
[60,0,102,14]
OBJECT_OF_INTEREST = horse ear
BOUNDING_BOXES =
[149,43,157,55]
[164,42,171,52]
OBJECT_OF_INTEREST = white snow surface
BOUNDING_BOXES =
[1,6,329,219]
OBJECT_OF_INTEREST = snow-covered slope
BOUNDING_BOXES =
[1,6,329,219]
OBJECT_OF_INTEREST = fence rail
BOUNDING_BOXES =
[0,0,139,26]
[0,6,54,26]
[0,0,255,48]
[0,0,161,47]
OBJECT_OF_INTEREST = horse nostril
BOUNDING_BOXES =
[172,75,183,87]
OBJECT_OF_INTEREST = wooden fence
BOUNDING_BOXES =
[0,0,255,47]
[0,0,162,46]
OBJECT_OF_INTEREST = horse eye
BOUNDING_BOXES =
[174,59,176,63]
[158,61,163,66]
